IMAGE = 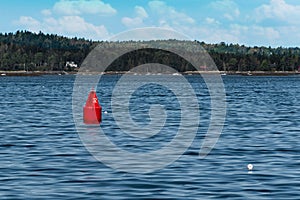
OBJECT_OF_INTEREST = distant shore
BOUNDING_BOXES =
[215,71,300,76]
[0,71,74,76]
[1,70,300,76]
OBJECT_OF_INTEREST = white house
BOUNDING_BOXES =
[65,61,78,68]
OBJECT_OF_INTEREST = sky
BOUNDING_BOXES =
[1,0,300,47]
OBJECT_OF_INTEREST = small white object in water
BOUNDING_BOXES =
[247,164,253,171]
[104,111,108,114]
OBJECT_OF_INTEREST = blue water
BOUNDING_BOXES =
[0,75,300,199]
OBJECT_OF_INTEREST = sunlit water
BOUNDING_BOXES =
[0,75,299,199]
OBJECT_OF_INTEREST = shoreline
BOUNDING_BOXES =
[216,71,300,76]
[1,70,300,76]
[0,71,74,76]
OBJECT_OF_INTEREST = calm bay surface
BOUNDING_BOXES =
[0,75,299,199]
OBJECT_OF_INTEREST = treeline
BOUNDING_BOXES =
[0,30,96,71]
[0,30,300,72]
[203,42,300,71]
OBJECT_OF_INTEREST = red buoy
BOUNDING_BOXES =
[83,89,102,124]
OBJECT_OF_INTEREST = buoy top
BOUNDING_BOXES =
[247,164,253,171]
[85,89,100,108]
[83,89,102,124]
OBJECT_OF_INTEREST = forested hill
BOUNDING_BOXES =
[0,30,300,72]
[0,30,96,71]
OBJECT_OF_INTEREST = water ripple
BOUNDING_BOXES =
[0,75,299,199]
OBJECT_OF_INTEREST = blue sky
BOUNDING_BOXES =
[1,0,300,47]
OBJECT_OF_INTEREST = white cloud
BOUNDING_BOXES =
[122,6,148,28]
[41,9,52,16]
[16,15,109,40]
[205,17,220,25]
[255,0,300,24]
[188,26,241,45]
[173,22,283,47]
[53,0,117,16]
[225,24,281,46]
[60,16,109,39]
[210,0,240,20]
[14,0,116,40]
[122,1,196,30]
[252,26,280,40]
[148,1,195,26]
[135,6,148,19]
[17,16,41,32]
